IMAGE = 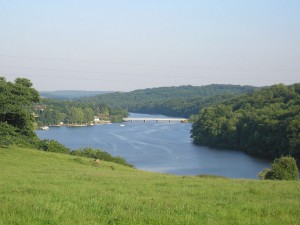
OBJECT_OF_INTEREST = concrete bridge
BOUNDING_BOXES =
[123,118,188,123]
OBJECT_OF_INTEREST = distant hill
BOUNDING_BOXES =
[39,90,115,99]
[39,84,258,118]
[90,84,256,104]
[88,84,257,117]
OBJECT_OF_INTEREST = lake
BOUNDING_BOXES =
[36,113,271,179]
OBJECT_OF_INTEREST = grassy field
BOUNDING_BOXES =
[0,147,299,225]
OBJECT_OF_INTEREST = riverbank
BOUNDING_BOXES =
[1,146,299,225]
[38,121,112,129]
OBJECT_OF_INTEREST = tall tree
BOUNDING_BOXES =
[84,108,95,123]
[0,77,40,145]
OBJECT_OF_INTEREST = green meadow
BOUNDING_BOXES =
[0,147,299,225]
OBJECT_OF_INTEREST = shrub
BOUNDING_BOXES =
[0,123,17,147]
[39,140,70,154]
[259,156,299,180]
[0,122,41,148]
[71,147,134,168]
[272,156,299,180]
[258,168,274,180]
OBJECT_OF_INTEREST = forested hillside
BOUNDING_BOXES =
[38,84,255,122]
[191,83,300,160]
[87,84,256,117]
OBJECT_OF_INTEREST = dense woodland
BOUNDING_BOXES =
[191,84,300,161]
[86,84,256,117]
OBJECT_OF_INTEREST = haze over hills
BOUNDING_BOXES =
[39,90,115,99]
[40,84,256,100]
[39,84,257,117]
[88,84,255,103]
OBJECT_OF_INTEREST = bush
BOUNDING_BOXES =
[259,156,299,180]
[0,123,17,147]
[0,122,41,148]
[71,147,134,168]
[258,168,274,180]
[272,156,299,180]
[39,140,70,154]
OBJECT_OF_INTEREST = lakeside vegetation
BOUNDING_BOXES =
[35,99,128,126]
[191,83,300,161]
[1,146,300,225]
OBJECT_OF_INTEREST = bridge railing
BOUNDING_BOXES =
[123,118,188,123]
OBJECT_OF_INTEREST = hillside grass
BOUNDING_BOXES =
[0,147,299,225]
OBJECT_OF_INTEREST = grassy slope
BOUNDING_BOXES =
[0,147,299,225]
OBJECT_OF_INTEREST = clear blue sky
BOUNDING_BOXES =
[0,0,299,91]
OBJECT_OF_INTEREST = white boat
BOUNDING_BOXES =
[120,124,125,127]
[40,126,49,130]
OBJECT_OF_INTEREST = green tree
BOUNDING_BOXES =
[83,108,94,123]
[38,108,63,125]
[68,107,84,123]
[0,77,39,138]
[15,77,33,87]
[99,104,110,115]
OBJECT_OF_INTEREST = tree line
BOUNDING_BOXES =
[74,84,256,118]
[36,98,128,126]
[191,83,300,161]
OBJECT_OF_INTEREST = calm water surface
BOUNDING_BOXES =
[36,113,271,179]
